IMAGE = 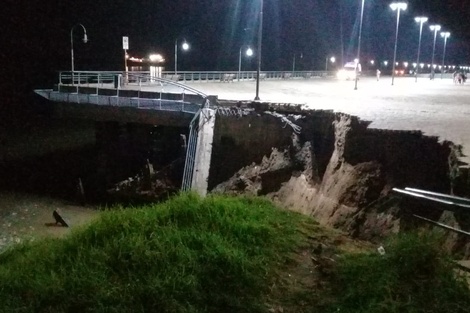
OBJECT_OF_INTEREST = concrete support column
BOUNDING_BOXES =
[191,108,216,196]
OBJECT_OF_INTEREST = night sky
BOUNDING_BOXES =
[1,0,470,105]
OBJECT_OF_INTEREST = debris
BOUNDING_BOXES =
[377,245,386,255]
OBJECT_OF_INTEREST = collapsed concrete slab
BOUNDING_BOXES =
[211,102,469,254]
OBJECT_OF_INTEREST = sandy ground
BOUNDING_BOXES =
[0,193,99,253]
[184,76,470,165]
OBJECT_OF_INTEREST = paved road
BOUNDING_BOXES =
[186,76,470,165]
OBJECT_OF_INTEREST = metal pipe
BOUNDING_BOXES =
[413,214,470,237]
[393,188,470,209]
[405,187,470,204]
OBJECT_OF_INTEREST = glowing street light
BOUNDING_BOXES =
[429,24,441,79]
[403,62,408,68]
[149,53,164,63]
[440,32,450,79]
[414,17,428,82]
[384,60,389,66]
[255,0,264,100]
[174,39,190,75]
[70,23,88,77]
[325,56,335,71]
[390,2,407,86]
[238,46,253,81]
[354,0,365,90]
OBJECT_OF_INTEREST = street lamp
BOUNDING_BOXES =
[255,0,264,100]
[325,56,335,71]
[174,39,189,75]
[440,32,450,79]
[429,24,441,80]
[238,46,253,81]
[292,53,303,75]
[390,2,407,86]
[70,23,88,76]
[354,0,365,90]
[414,16,428,82]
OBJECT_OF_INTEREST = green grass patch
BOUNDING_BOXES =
[323,231,470,313]
[0,193,315,312]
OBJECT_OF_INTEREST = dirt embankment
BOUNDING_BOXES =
[212,103,470,256]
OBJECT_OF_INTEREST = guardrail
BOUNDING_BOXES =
[58,70,333,86]
[57,71,214,109]
[393,187,470,237]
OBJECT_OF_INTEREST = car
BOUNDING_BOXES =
[394,69,405,76]
[337,61,361,80]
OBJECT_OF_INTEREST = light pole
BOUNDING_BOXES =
[354,0,365,90]
[70,23,88,76]
[325,56,336,71]
[430,24,441,80]
[238,46,253,82]
[390,2,407,86]
[292,53,302,75]
[414,17,428,82]
[440,32,450,79]
[174,39,189,75]
[255,0,264,100]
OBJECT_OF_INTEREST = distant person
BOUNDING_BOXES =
[376,69,381,81]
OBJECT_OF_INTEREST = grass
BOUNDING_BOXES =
[0,192,315,312]
[1,192,470,313]
[323,231,470,313]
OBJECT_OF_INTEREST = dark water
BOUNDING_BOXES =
[0,93,185,206]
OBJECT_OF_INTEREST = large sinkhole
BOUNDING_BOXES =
[1,100,470,254]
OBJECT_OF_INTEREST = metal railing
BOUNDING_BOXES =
[181,110,201,191]
[393,187,470,237]
[55,71,215,112]
[58,70,332,86]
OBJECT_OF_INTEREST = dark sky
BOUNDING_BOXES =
[1,0,470,97]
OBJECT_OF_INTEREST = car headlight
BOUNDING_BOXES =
[337,70,347,80]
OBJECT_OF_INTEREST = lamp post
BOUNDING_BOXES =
[292,53,302,75]
[325,56,336,71]
[414,17,428,82]
[255,0,264,100]
[390,2,407,86]
[70,23,88,78]
[238,46,253,82]
[429,24,441,80]
[174,39,189,75]
[440,32,450,79]
[354,0,365,90]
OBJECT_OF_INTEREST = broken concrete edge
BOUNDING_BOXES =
[210,101,470,257]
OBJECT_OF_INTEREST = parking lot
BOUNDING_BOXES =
[188,76,470,165]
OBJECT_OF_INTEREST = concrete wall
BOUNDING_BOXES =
[209,113,294,190]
